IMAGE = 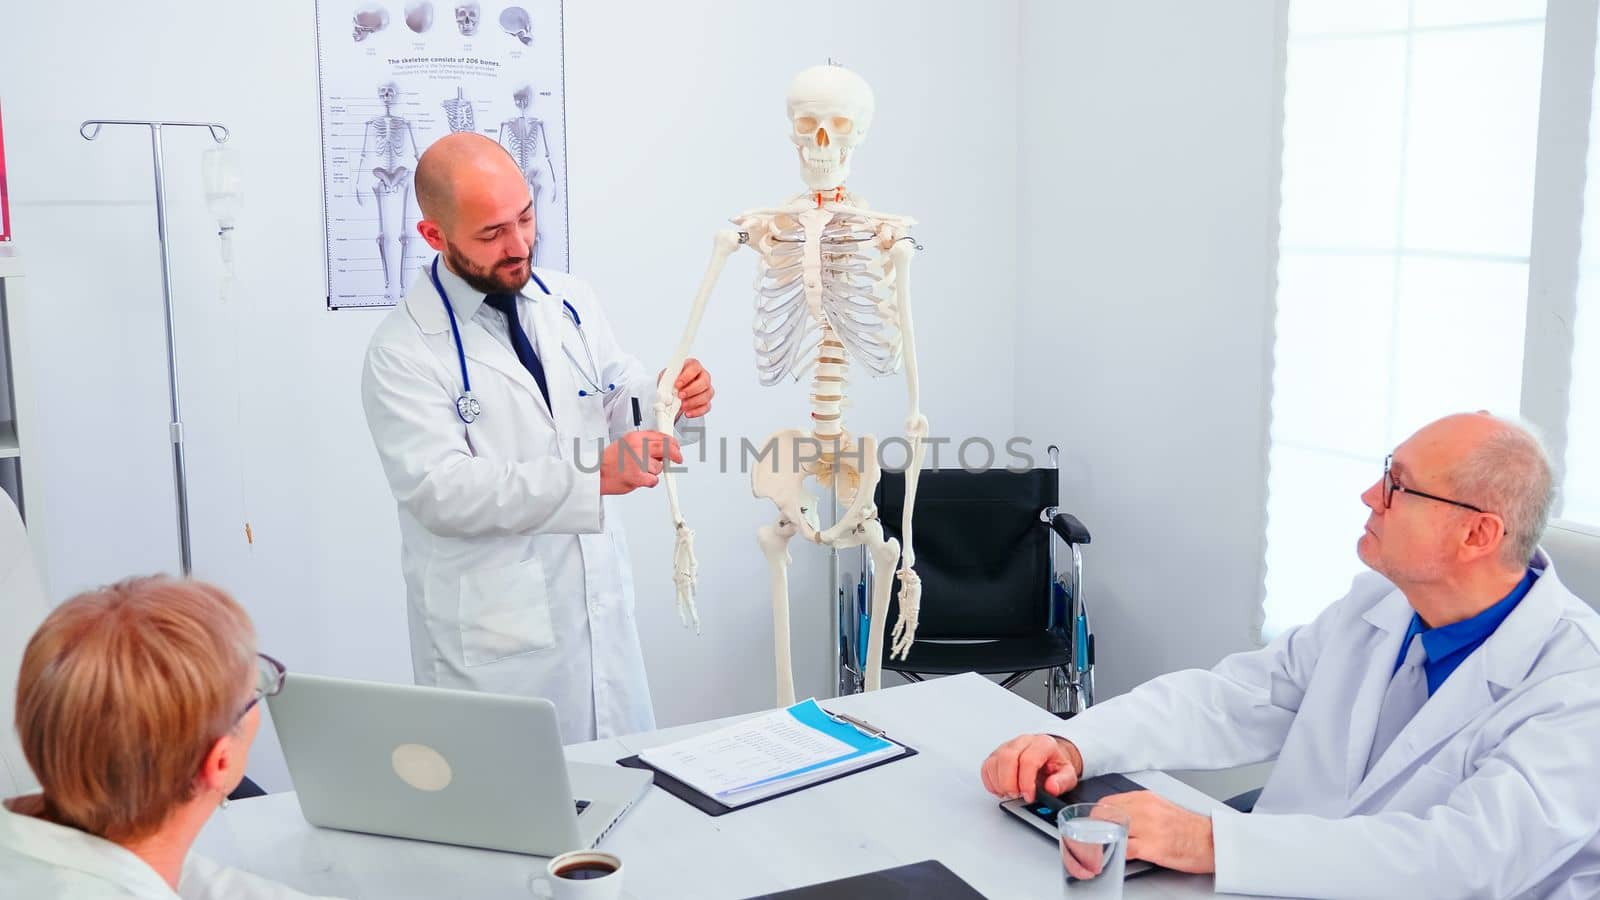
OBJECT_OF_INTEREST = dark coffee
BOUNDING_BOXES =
[555,861,617,881]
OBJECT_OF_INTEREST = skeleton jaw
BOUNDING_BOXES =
[797,147,851,192]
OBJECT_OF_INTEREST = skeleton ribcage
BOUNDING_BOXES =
[503,119,540,170]
[371,118,407,166]
[750,212,901,385]
[442,99,476,133]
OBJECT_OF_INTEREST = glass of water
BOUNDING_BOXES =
[1058,802,1130,898]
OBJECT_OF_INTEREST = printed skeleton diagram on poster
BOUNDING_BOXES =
[318,0,568,308]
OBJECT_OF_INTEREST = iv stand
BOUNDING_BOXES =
[79,119,231,576]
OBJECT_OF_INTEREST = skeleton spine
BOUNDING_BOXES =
[810,329,848,444]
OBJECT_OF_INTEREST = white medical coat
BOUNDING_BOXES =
[0,803,338,899]
[1057,550,1600,898]
[362,262,696,742]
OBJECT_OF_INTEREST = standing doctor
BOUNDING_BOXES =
[361,133,713,742]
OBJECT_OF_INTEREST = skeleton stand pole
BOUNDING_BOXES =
[829,485,842,697]
[79,118,231,576]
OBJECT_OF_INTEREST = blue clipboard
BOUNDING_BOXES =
[617,701,918,817]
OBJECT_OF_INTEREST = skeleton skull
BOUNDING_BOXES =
[352,4,389,41]
[785,64,874,192]
[513,84,533,111]
[454,1,479,35]
[499,6,532,45]
[378,81,399,110]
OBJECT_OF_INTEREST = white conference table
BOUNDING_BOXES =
[196,673,1253,899]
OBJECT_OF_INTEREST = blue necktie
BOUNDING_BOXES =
[483,293,551,412]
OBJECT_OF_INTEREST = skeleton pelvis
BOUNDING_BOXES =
[750,428,881,545]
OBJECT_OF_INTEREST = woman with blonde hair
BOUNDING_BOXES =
[0,576,339,898]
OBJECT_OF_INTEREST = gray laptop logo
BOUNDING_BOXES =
[392,742,453,792]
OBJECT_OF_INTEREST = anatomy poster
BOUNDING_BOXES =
[316,0,568,309]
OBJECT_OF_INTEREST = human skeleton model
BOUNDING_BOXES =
[656,65,928,704]
[354,82,422,304]
[497,85,558,267]
[442,87,476,133]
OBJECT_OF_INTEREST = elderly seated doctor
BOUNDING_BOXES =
[982,412,1600,898]
[1,577,338,899]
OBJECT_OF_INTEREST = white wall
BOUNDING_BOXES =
[0,1,1020,790]
[1014,1,1285,698]
[4,0,1293,794]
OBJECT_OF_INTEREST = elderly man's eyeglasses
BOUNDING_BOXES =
[237,653,286,722]
[1382,455,1486,514]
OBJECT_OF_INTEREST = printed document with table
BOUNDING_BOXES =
[635,699,908,807]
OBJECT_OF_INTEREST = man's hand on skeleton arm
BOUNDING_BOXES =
[657,358,714,420]
[600,431,683,496]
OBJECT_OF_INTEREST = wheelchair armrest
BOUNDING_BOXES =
[1048,512,1091,545]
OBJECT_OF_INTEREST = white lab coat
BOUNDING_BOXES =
[362,262,695,743]
[0,802,339,899]
[1057,550,1600,899]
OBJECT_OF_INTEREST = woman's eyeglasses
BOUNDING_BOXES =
[237,652,286,722]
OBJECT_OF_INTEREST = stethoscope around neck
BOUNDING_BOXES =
[430,255,616,426]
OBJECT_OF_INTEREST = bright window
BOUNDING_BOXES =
[1562,21,1600,529]
[1263,2,1547,637]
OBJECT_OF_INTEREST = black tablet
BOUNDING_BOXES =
[998,772,1157,878]
[742,859,984,899]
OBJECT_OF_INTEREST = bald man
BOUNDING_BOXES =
[360,133,714,741]
[982,413,1600,897]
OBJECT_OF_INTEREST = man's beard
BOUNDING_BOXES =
[444,241,530,295]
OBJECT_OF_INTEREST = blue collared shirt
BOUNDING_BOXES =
[1393,567,1539,695]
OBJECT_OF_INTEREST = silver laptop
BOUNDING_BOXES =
[267,673,652,856]
[999,772,1156,878]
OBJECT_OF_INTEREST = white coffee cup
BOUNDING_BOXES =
[529,850,625,900]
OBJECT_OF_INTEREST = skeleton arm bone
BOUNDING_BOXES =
[654,227,746,630]
[353,123,372,205]
[661,469,700,630]
[887,233,927,660]
[657,228,745,418]
[537,119,557,202]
